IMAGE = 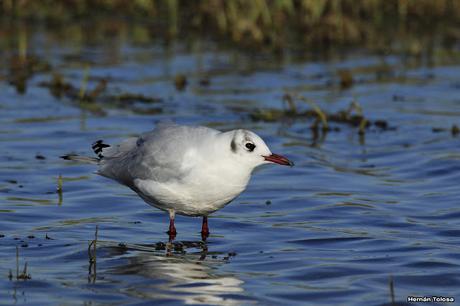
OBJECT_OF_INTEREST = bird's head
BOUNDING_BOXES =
[228,129,293,169]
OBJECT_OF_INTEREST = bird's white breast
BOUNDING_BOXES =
[134,157,251,216]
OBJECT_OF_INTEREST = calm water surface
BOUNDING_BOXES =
[1,31,460,306]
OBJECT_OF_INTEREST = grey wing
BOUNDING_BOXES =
[97,123,214,186]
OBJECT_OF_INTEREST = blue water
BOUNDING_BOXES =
[1,28,460,306]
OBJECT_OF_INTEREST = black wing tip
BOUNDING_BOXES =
[91,140,103,147]
[92,139,110,149]
[92,140,110,158]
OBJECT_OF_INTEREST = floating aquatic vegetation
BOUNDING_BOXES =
[337,69,354,89]
[116,93,162,104]
[35,154,46,160]
[199,77,211,87]
[432,124,460,136]
[174,74,188,91]
[14,116,74,123]
[38,73,163,115]
[251,94,391,135]
[7,55,52,94]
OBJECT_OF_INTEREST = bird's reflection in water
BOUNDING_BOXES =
[101,240,247,305]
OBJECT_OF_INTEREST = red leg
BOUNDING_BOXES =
[167,210,176,241]
[201,216,209,241]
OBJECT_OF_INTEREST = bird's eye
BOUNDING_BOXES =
[245,142,256,152]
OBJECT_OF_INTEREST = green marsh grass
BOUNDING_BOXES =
[2,0,460,53]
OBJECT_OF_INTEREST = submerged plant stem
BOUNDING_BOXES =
[79,65,90,101]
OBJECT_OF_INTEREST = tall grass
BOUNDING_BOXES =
[1,0,460,51]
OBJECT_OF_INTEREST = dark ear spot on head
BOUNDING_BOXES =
[243,131,251,142]
[230,138,237,153]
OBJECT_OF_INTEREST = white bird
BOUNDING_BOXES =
[62,123,293,240]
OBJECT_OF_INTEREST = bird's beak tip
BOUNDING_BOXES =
[263,153,294,167]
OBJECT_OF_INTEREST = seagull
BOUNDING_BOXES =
[62,123,293,241]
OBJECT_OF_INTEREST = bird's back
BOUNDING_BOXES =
[97,123,220,186]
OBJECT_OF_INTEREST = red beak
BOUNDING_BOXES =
[263,153,294,167]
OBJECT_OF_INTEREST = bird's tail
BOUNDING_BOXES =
[61,154,99,164]
[61,139,111,164]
